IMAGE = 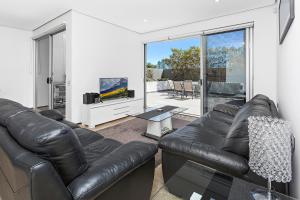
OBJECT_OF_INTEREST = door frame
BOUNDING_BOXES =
[143,36,202,116]
[33,26,66,111]
[200,25,254,114]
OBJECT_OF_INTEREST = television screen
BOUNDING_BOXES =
[99,78,128,99]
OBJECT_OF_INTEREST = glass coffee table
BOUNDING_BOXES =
[129,106,187,140]
[151,161,297,200]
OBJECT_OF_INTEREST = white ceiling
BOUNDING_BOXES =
[0,0,275,33]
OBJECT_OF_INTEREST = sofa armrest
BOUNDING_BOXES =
[159,136,249,176]
[68,141,158,200]
[213,104,240,116]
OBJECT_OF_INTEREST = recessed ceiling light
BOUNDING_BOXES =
[143,19,148,23]
[215,0,220,2]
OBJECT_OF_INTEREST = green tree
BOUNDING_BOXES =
[146,63,157,69]
[163,46,200,81]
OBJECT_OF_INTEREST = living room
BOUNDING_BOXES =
[0,0,299,200]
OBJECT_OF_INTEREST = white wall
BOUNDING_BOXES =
[277,1,300,198]
[52,31,66,83]
[0,26,33,107]
[71,11,143,123]
[141,6,278,102]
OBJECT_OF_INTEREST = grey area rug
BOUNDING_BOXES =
[96,117,193,166]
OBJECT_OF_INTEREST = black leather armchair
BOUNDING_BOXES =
[0,99,158,200]
[159,94,287,194]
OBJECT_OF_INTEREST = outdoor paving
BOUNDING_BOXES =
[146,91,201,116]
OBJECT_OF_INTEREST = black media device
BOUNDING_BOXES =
[127,90,135,98]
[83,93,100,104]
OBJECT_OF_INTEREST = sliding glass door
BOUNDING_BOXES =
[202,29,250,113]
[145,37,201,116]
[144,26,252,116]
[35,29,67,115]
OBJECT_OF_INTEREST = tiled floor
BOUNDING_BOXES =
[151,165,182,200]
[146,92,201,116]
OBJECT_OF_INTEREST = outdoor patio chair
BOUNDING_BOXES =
[167,80,175,96]
[193,80,201,97]
[183,80,194,99]
[173,81,184,98]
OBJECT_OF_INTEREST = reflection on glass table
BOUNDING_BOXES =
[128,106,188,140]
[151,161,297,200]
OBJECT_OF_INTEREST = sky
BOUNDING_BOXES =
[146,30,245,65]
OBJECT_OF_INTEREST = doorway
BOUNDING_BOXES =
[144,25,253,116]
[34,30,66,115]
[144,37,202,116]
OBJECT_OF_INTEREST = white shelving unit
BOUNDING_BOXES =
[81,98,143,128]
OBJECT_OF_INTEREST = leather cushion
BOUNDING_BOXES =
[213,104,240,117]
[188,113,231,137]
[68,142,157,200]
[84,138,122,164]
[39,109,64,121]
[223,94,273,157]
[74,128,104,146]
[206,110,234,125]
[6,111,88,185]
[61,120,80,129]
[159,128,249,176]
[0,99,29,126]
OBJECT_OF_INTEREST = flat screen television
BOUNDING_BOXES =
[99,78,128,99]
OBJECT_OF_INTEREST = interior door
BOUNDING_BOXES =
[202,29,248,113]
[48,35,53,109]
[50,31,66,114]
[35,36,51,109]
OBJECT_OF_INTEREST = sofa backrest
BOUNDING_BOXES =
[0,99,29,126]
[222,94,278,158]
[0,99,88,185]
[0,126,72,200]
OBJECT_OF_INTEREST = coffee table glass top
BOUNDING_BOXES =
[129,106,188,122]
[151,161,297,200]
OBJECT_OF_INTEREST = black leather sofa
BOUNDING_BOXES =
[159,94,287,194]
[39,109,80,129]
[0,99,158,200]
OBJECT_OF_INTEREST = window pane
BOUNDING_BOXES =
[204,29,246,113]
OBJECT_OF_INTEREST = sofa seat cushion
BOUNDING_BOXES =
[159,128,248,176]
[61,120,80,129]
[213,104,240,117]
[68,142,157,200]
[206,110,235,125]
[39,109,64,121]
[5,111,88,185]
[187,114,231,137]
[159,116,228,157]
[74,128,104,146]
[84,138,122,164]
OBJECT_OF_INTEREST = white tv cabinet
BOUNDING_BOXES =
[81,98,143,128]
